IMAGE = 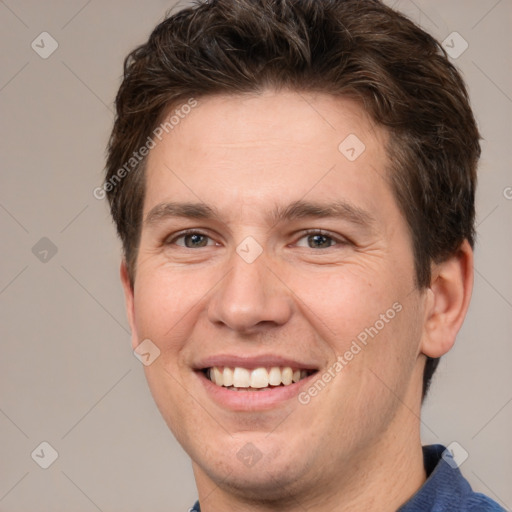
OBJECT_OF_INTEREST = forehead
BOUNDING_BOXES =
[143,90,393,224]
[153,91,385,157]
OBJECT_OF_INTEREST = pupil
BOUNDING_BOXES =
[309,234,331,248]
[185,234,207,248]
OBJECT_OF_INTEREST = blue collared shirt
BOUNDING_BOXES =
[190,444,505,511]
[398,444,505,511]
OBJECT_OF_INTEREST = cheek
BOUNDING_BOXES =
[287,263,420,396]
[283,264,393,346]
[353,295,424,408]
[132,266,207,354]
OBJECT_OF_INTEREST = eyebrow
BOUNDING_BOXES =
[269,200,375,228]
[145,202,218,226]
[144,199,375,229]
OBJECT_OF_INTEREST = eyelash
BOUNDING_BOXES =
[165,229,216,247]
[296,229,348,247]
[165,229,348,248]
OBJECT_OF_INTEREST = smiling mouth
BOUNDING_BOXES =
[203,366,316,391]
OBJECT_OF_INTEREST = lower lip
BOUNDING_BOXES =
[196,371,317,411]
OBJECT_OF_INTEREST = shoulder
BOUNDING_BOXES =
[466,492,507,511]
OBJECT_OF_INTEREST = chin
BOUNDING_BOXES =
[200,454,315,504]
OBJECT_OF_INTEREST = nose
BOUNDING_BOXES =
[207,248,293,333]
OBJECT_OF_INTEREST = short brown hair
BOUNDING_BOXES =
[105,0,481,399]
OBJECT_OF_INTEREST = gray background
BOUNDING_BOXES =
[1,1,511,511]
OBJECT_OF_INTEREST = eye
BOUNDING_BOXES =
[168,231,216,248]
[295,230,343,249]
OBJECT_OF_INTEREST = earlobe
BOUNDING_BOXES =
[120,261,139,350]
[420,240,474,358]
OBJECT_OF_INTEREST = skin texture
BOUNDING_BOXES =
[121,91,473,511]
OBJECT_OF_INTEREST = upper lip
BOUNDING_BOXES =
[194,354,320,371]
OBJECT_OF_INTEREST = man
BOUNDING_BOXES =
[103,0,504,510]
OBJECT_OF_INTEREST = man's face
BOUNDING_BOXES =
[123,91,429,500]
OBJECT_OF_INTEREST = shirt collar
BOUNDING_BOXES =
[397,444,473,511]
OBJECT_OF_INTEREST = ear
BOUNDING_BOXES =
[120,261,140,350]
[420,240,474,358]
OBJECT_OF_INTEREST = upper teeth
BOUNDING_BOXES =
[207,366,309,389]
